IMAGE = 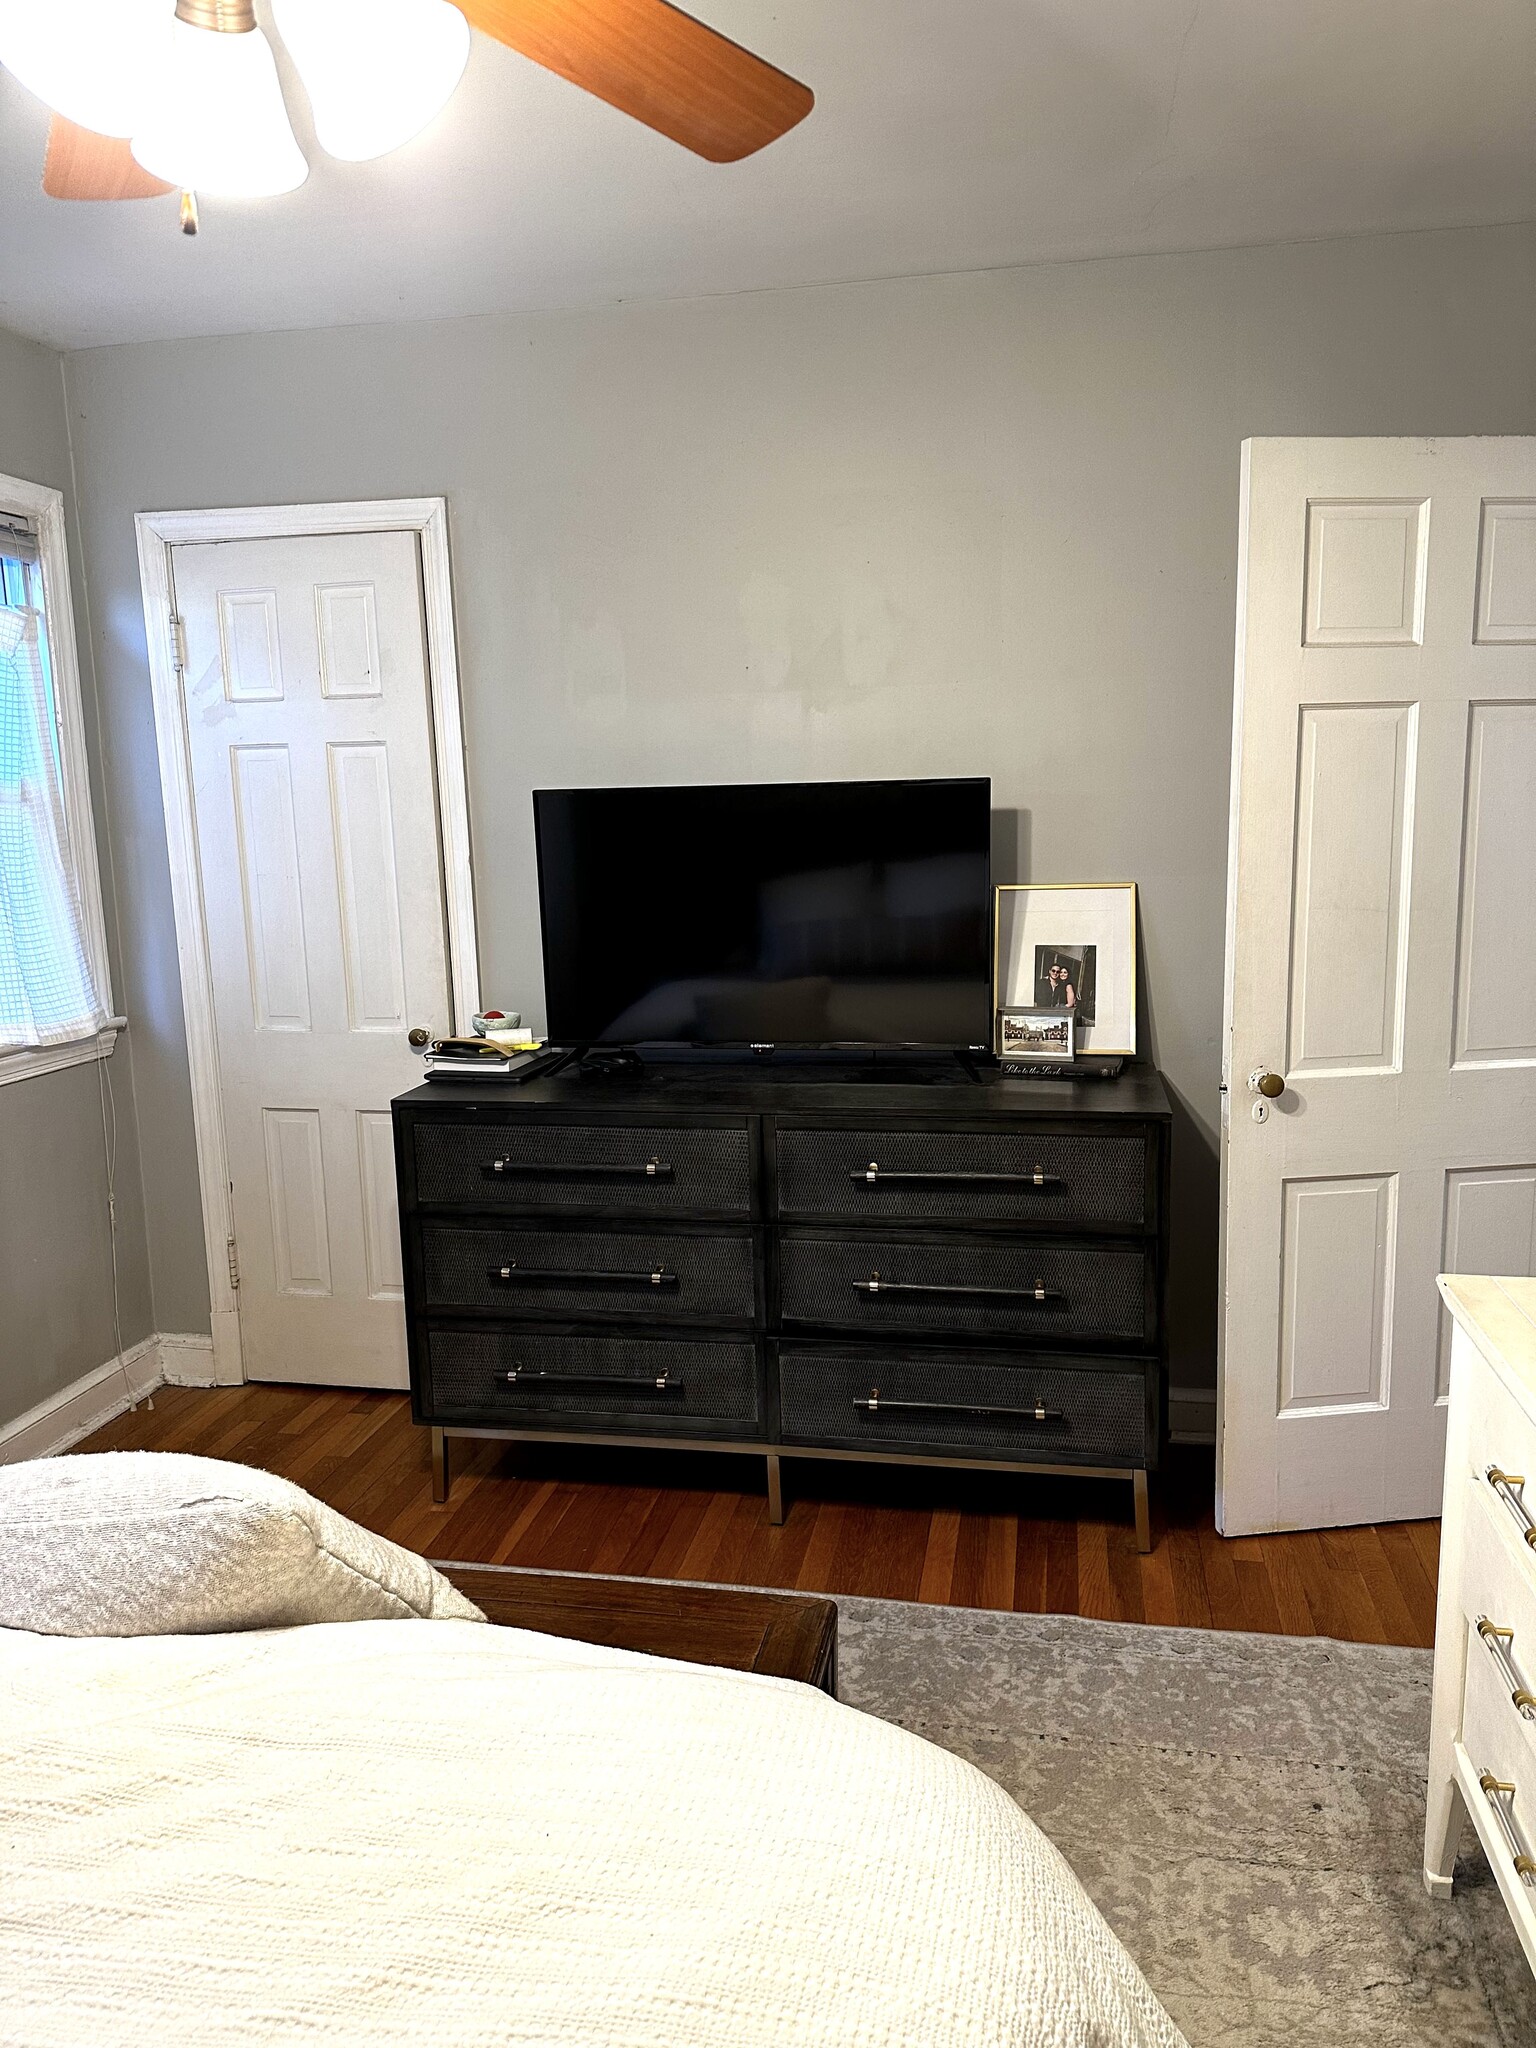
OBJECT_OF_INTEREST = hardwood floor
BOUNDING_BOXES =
[77,1382,1442,1645]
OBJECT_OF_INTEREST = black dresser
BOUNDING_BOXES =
[392,1062,1171,1549]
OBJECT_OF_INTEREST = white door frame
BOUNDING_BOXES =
[135,498,479,1388]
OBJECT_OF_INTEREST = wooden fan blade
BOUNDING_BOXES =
[460,0,813,162]
[43,116,175,201]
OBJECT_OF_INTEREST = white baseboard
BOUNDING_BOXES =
[157,1332,221,1389]
[1168,1385,1217,1446]
[0,1332,219,1463]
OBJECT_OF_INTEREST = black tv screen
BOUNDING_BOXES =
[534,777,992,1049]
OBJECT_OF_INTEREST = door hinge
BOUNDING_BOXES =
[169,610,187,675]
[226,1236,240,1291]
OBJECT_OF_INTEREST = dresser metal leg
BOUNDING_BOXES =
[1133,1468,1151,1553]
[431,1427,449,1504]
[766,1454,785,1525]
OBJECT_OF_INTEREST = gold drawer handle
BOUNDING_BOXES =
[1477,1772,1536,1882]
[1486,1467,1536,1550]
[1477,1617,1536,1721]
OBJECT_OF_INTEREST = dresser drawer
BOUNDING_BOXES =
[1459,1634,1536,1919]
[422,1327,761,1437]
[1461,1351,1536,1571]
[421,1225,756,1325]
[774,1125,1150,1228]
[412,1120,752,1216]
[1457,1478,1536,1765]
[777,1232,1155,1344]
[776,1345,1153,1465]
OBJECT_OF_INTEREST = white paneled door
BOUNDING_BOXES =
[1219,438,1536,1535]
[174,531,455,1388]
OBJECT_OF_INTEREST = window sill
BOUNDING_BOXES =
[0,1017,126,1089]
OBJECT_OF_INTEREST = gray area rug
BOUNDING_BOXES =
[834,1595,1536,2048]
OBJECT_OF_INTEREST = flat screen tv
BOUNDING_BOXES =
[533,776,992,1050]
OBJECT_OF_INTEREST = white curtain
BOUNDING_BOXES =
[0,604,105,1049]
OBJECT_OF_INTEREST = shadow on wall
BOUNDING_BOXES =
[1136,908,1219,1405]
[991,814,1218,1406]
[990,808,1030,890]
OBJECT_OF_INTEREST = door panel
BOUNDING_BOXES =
[231,743,311,1032]
[1454,700,1536,1067]
[263,1106,333,1298]
[218,587,284,700]
[175,529,452,1388]
[1286,702,1416,1076]
[316,582,381,697]
[1475,502,1536,644]
[1277,1173,1396,1415]
[329,741,408,1033]
[357,1110,406,1302]
[1302,498,1429,647]
[1220,438,1536,1534]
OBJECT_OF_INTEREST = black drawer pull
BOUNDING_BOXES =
[500,1367,683,1395]
[854,1272,1063,1304]
[855,1385,1063,1423]
[853,1162,1063,1190]
[488,1263,679,1290]
[483,1156,672,1181]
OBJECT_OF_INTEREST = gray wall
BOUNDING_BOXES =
[64,222,1536,1391]
[0,324,153,1427]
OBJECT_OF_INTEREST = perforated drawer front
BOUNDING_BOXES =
[775,1126,1149,1227]
[412,1121,752,1215]
[777,1233,1153,1343]
[422,1225,756,1324]
[777,1345,1152,1465]
[424,1328,761,1435]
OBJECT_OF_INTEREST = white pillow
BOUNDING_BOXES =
[0,1451,484,1636]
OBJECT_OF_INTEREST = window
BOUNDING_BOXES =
[0,473,118,1084]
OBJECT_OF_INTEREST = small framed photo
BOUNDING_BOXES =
[994,882,1137,1057]
[998,1006,1074,1064]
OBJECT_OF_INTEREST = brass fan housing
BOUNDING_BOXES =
[174,0,257,30]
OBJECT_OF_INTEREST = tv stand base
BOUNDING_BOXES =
[428,1425,1152,1553]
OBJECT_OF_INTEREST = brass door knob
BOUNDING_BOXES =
[407,1027,430,1048]
[1249,1069,1285,1098]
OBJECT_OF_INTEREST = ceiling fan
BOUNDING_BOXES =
[0,0,813,233]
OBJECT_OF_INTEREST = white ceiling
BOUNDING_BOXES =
[1,0,1532,351]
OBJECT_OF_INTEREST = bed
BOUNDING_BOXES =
[0,1454,1185,2048]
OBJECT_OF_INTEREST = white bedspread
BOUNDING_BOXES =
[0,1618,1185,2048]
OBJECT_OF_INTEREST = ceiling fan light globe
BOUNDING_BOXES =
[0,0,172,138]
[131,16,307,197]
[273,0,470,164]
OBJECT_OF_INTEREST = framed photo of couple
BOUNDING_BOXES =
[993,882,1138,1058]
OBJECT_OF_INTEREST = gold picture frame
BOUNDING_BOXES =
[993,882,1138,1058]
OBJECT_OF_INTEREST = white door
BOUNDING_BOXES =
[174,530,456,1388]
[1219,437,1536,1535]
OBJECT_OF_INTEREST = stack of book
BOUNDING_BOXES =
[422,1037,545,1081]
